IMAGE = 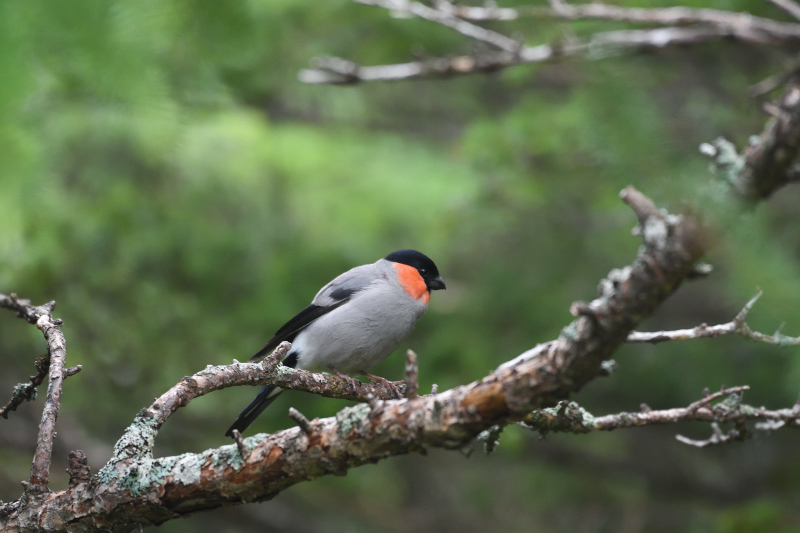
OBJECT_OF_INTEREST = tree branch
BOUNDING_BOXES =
[0,294,68,494]
[299,26,745,84]
[766,0,800,22]
[520,385,799,445]
[0,353,50,419]
[358,0,523,52]
[104,341,409,463]
[627,290,800,346]
[300,0,800,84]
[737,84,800,199]
[447,0,800,42]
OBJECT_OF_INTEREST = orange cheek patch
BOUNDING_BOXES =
[394,263,429,302]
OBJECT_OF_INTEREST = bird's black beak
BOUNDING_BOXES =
[427,276,446,291]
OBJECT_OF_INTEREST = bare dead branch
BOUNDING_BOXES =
[288,407,314,435]
[431,0,800,41]
[0,293,68,493]
[627,291,800,346]
[749,57,800,98]
[405,349,419,399]
[230,430,249,460]
[358,0,522,52]
[67,451,91,488]
[300,25,742,84]
[766,0,800,22]
[300,0,800,84]
[675,421,750,447]
[521,386,799,446]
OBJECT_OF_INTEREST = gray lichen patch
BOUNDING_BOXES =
[11,382,36,401]
[166,453,203,486]
[700,136,745,185]
[527,401,596,434]
[275,364,295,377]
[110,416,161,463]
[115,458,173,497]
[476,425,504,454]
[337,403,371,437]
[209,442,247,471]
[99,453,205,497]
[97,416,163,483]
[598,266,633,299]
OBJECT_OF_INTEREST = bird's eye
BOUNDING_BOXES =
[419,268,427,275]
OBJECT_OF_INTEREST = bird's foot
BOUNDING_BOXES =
[328,366,362,389]
[360,371,403,399]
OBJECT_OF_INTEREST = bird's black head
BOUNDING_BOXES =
[385,249,446,291]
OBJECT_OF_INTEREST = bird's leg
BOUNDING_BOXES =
[328,366,362,389]
[359,371,403,399]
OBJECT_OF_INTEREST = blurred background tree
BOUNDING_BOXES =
[2,0,800,531]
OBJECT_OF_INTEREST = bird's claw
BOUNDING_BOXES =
[360,371,404,399]
[328,366,362,389]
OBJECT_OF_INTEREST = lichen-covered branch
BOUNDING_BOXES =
[736,84,800,199]
[0,294,69,493]
[0,352,50,419]
[107,341,409,462]
[701,84,800,199]
[518,386,799,447]
[627,291,800,346]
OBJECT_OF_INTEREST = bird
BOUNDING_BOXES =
[226,249,445,437]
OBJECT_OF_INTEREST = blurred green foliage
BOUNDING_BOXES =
[2,0,800,531]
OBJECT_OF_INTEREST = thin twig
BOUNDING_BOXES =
[230,429,249,460]
[288,407,314,435]
[67,450,91,487]
[675,421,750,447]
[302,0,800,85]
[767,0,800,22]
[357,0,523,52]
[522,385,797,445]
[627,291,800,346]
[749,57,800,97]
[0,353,50,419]
[405,349,419,399]
[445,0,800,39]
[0,293,68,493]
[300,25,743,84]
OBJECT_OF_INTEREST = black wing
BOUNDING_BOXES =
[225,352,299,436]
[248,300,348,362]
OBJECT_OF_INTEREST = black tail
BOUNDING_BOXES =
[225,385,283,437]
[225,351,299,437]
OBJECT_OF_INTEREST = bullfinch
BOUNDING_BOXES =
[226,249,445,436]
